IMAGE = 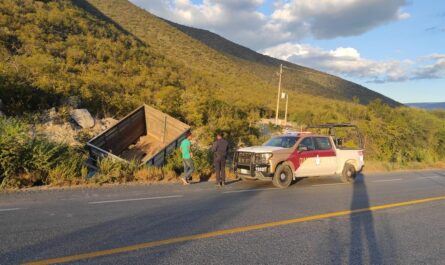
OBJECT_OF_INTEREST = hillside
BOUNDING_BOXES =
[78,0,400,107]
[0,0,189,115]
[76,0,400,107]
[407,102,445,110]
[167,20,400,106]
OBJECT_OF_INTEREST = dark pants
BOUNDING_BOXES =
[182,159,194,181]
[214,158,226,183]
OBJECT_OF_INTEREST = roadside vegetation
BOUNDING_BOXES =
[0,116,88,189]
[0,116,216,189]
[1,0,445,190]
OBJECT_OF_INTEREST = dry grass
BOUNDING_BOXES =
[134,167,178,183]
[364,160,445,173]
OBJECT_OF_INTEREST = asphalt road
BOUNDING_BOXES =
[1,170,445,265]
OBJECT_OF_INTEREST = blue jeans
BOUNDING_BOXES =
[182,159,194,180]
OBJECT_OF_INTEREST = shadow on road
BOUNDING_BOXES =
[5,184,269,264]
[349,173,382,265]
[432,171,445,178]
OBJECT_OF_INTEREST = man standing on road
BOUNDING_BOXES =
[212,132,229,186]
[180,131,194,185]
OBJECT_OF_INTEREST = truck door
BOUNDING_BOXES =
[312,136,337,175]
[292,137,321,177]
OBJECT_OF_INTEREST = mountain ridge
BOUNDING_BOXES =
[407,102,445,109]
[163,12,401,107]
[78,0,401,107]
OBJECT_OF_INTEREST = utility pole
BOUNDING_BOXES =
[284,93,289,126]
[275,64,283,125]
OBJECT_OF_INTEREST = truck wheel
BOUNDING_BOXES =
[341,163,357,183]
[273,164,293,188]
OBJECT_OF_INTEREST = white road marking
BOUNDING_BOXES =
[416,176,441,180]
[88,195,183,204]
[0,208,21,212]
[222,188,278,194]
[373,178,402,183]
[311,183,347,187]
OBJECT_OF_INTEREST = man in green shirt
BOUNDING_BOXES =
[179,131,194,185]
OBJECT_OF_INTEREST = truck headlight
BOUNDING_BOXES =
[255,153,272,164]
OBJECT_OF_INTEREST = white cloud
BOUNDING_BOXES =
[262,43,445,83]
[412,54,445,80]
[130,0,409,50]
[128,0,445,84]
[270,0,409,39]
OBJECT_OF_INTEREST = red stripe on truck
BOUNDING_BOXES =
[288,149,336,171]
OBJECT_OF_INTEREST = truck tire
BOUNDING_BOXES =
[341,163,357,183]
[272,164,293,188]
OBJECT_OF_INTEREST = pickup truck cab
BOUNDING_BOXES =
[234,124,364,188]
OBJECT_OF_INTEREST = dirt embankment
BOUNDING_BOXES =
[35,108,118,146]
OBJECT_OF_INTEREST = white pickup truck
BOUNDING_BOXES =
[234,124,364,188]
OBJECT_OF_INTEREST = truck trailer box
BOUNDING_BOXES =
[87,104,190,167]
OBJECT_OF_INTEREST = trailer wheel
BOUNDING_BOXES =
[272,164,293,188]
[341,163,357,183]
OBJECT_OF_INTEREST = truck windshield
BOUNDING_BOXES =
[263,136,299,148]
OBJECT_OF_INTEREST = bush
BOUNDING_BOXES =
[47,148,88,186]
[165,147,213,180]
[0,117,87,189]
[191,147,213,178]
[164,149,183,175]
[0,117,62,188]
[0,118,30,184]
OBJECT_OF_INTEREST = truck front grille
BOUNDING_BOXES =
[237,152,253,165]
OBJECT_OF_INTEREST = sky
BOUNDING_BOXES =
[130,0,445,103]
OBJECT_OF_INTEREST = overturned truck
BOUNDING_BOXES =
[87,105,190,167]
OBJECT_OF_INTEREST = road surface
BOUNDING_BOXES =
[1,170,445,264]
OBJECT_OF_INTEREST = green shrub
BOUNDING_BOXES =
[164,149,183,174]
[0,117,66,188]
[0,117,87,189]
[165,147,213,179]
[47,148,88,185]
[0,117,30,183]
[26,139,66,178]
[192,147,213,177]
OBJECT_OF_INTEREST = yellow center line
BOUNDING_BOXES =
[23,195,445,265]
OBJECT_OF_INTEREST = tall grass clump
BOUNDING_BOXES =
[133,166,177,182]
[0,117,86,189]
[92,157,139,184]
[47,148,89,186]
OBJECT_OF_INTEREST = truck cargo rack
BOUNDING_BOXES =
[306,123,364,149]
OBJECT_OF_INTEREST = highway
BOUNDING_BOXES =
[1,170,445,265]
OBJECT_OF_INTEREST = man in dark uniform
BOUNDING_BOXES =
[212,132,229,186]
